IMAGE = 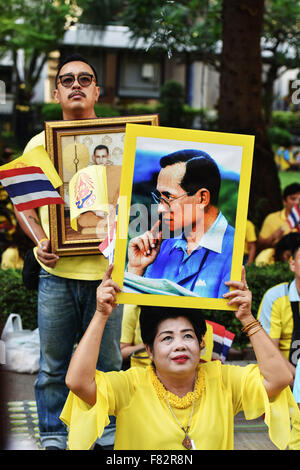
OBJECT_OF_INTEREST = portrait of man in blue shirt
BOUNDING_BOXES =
[126,149,235,298]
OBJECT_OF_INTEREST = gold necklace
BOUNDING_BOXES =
[149,365,205,408]
[165,392,196,450]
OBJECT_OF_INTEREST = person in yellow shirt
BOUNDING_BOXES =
[257,238,300,381]
[1,239,27,271]
[244,220,257,265]
[13,54,123,450]
[60,265,299,451]
[257,237,300,450]
[0,223,34,270]
[255,232,300,266]
[258,183,300,253]
[120,304,151,368]
[1,246,24,270]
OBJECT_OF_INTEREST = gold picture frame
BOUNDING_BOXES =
[45,115,159,256]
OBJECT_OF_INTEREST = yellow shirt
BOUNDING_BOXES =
[120,305,143,347]
[257,282,295,358]
[244,220,257,255]
[275,147,291,171]
[121,304,214,367]
[259,209,293,245]
[60,361,299,450]
[255,248,275,266]
[1,246,23,270]
[23,131,108,281]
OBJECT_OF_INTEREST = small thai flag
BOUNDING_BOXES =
[0,166,64,211]
[220,329,235,363]
[99,205,118,264]
[206,320,235,363]
[287,204,300,233]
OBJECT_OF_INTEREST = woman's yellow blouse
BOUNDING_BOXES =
[60,361,299,450]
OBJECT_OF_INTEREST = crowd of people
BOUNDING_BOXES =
[275,145,300,172]
[0,54,300,451]
[244,182,300,266]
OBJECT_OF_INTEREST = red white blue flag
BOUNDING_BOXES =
[287,204,300,233]
[99,204,118,264]
[0,165,64,211]
[206,320,235,363]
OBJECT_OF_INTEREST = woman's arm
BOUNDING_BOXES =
[120,342,146,361]
[246,241,256,265]
[223,267,293,398]
[65,265,121,406]
[270,338,295,383]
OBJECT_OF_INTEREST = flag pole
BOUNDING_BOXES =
[107,213,112,265]
[19,211,41,246]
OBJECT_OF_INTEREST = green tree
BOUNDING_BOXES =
[75,0,300,217]
[219,0,282,225]
[120,0,295,215]
[0,0,79,147]
[118,0,300,124]
[76,0,124,28]
[262,0,300,125]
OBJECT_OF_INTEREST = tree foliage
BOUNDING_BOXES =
[0,0,79,146]
[91,0,300,122]
[0,0,78,92]
[76,0,124,28]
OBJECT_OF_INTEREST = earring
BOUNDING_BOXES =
[200,338,206,356]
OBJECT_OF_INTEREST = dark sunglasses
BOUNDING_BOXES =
[57,73,96,88]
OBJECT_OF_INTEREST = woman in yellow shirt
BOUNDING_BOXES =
[61,266,299,450]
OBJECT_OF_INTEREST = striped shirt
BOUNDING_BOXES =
[257,280,300,358]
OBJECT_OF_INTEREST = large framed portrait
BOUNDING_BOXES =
[113,124,254,310]
[45,115,159,256]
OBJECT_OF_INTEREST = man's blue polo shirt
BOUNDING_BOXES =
[143,212,235,298]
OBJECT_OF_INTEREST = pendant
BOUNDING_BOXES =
[182,433,192,450]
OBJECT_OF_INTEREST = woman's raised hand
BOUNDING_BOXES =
[96,265,122,317]
[223,266,253,323]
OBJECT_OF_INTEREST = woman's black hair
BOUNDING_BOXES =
[275,232,300,261]
[139,305,207,349]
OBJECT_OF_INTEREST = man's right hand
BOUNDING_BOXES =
[36,239,59,268]
[127,220,162,276]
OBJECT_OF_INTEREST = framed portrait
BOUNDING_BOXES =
[45,115,159,256]
[113,124,255,310]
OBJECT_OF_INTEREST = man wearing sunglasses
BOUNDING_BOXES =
[126,149,235,298]
[14,54,123,450]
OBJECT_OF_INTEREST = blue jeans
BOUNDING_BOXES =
[35,269,123,449]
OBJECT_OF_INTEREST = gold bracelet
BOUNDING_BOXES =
[247,325,263,337]
[38,237,49,244]
[241,320,260,333]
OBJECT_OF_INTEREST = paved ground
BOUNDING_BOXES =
[0,362,280,451]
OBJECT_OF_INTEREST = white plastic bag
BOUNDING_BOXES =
[1,314,40,374]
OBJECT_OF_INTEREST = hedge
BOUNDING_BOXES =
[203,262,294,349]
[0,268,38,332]
[40,102,120,121]
[0,262,295,349]
[272,111,300,134]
